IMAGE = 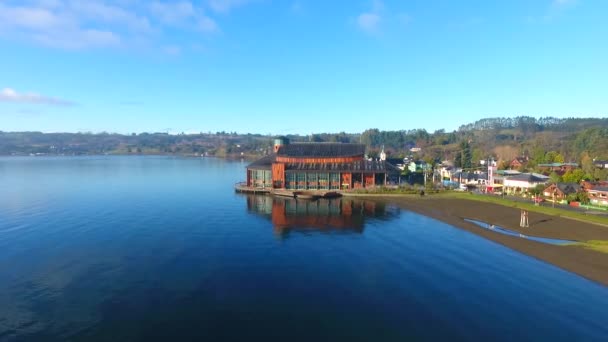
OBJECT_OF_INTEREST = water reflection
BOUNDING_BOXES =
[245,195,398,236]
[464,219,576,246]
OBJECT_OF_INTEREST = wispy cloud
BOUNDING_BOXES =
[207,0,252,14]
[0,88,74,106]
[0,1,221,50]
[553,0,577,6]
[356,0,386,34]
[163,44,181,56]
[290,1,303,14]
[528,0,579,23]
[357,13,381,33]
[149,1,217,33]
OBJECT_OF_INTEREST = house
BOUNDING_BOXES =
[509,157,527,170]
[537,162,579,174]
[451,171,488,186]
[503,173,550,194]
[593,160,608,169]
[246,138,400,190]
[542,183,581,201]
[581,180,608,191]
[496,169,521,176]
[587,187,608,206]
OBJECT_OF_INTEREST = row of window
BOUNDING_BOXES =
[285,172,341,190]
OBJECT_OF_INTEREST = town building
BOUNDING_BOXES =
[537,162,579,174]
[503,173,550,194]
[542,183,581,201]
[509,157,527,170]
[593,160,608,169]
[581,180,608,191]
[246,138,399,190]
[587,187,608,207]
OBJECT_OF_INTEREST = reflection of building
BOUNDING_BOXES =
[246,138,399,190]
[245,195,396,236]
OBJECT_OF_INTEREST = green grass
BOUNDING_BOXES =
[575,240,608,254]
[433,192,608,226]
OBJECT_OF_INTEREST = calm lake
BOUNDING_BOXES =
[1,156,607,341]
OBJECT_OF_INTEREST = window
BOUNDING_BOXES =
[330,173,340,190]
[297,173,306,190]
[286,173,296,190]
[307,173,318,190]
[318,173,329,190]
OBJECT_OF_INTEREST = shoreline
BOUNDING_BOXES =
[371,196,608,287]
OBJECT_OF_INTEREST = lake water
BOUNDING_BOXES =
[1,156,607,341]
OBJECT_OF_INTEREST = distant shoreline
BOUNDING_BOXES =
[373,195,608,287]
[0,153,262,160]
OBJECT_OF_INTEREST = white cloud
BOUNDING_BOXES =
[163,44,181,55]
[69,1,152,32]
[150,1,195,24]
[290,1,303,14]
[0,88,74,106]
[357,13,381,33]
[207,0,252,13]
[198,16,219,33]
[357,0,385,34]
[149,1,218,33]
[0,0,220,51]
[553,0,577,5]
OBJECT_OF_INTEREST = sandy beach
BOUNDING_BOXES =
[372,196,608,287]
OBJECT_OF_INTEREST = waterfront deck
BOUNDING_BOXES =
[234,182,341,199]
[234,182,272,194]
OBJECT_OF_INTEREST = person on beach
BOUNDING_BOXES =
[520,210,529,228]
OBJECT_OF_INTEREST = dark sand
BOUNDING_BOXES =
[380,196,608,287]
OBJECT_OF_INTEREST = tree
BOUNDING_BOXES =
[454,140,472,169]
[562,169,587,183]
[549,171,562,184]
[531,184,546,195]
[545,151,564,163]
[532,146,546,165]
[580,152,594,175]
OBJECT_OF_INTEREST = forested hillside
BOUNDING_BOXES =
[2,117,608,170]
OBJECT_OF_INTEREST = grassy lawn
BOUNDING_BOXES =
[576,240,608,254]
[434,192,608,226]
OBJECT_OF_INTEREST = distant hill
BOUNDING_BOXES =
[2,117,608,167]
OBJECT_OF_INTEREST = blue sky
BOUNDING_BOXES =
[0,0,606,135]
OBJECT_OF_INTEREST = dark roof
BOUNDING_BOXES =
[554,183,581,194]
[386,158,404,165]
[452,172,488,181]
[284,160,400,173]
[589,186,608,193]
[277,143,365,158]
[538,163,579,167]
[506,173,548,183]
[246,154,274,170]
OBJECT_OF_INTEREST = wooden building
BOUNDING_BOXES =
[542,183,581,201]
[588,187,608,207]
[246,138,399,190]
[509,157,527,170]
[537,162,579,174]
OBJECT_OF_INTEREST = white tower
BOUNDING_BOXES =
[380,145,386,161]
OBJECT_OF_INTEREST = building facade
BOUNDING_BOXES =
[246,138,399,190]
